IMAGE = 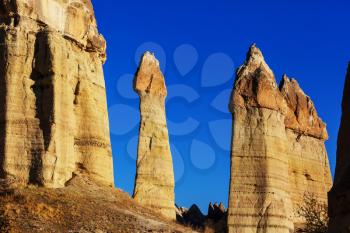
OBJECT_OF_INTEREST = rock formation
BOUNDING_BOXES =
[328,63,350,233]
[280,75,332,226]
[228,44,294,233]
[176,202,227,233]
[180,204,206,229]
[0,0,113,188]
[133,52,175,220]
[208,202,226,222]
[228,45,332,232]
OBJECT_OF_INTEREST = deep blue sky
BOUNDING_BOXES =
[92,0,350,213]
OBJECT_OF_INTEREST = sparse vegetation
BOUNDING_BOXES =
[0,211,9,233]
[297,193,328,233]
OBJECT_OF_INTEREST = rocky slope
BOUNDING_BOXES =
[328,63,350,233]
[228,45,332,232]
[0,174,197,233]
[0,0,113,188]
[133,52,176,220]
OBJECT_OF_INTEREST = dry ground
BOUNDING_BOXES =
[0,175,198,233]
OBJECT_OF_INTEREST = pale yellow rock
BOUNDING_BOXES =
[228,45,332,232]
[133,52,175,220]
[0,0,113,188]
[228,45,294,233]
[280,76,332,226]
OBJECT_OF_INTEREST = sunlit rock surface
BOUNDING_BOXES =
[228,45,294,233]
[133,52,175,220]
[0,0,113,188]
[280,76,332,227]
[228,45,332,232]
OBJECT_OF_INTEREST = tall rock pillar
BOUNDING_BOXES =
[0,0,113,188]
[279,76,332,227]
[228,45,294,233]
[328,63,350,232]
[133,52,175,220]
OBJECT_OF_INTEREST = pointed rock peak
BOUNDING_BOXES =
[218,202,225,211]
[280,74,291,86]
[246,43,265,64]
[238,43,273,76]
[280,74,328,140]
[189,204,201,212]
[230,45,286,113]
[140,51,160,67]
[279,74,306,96]
[134,52,167,97]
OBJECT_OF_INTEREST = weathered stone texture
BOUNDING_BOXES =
[133,52,175,220]
[228,45,294,233]
[228,45,332,232]
[328,63,350,233]
[280,76,332,226]
[0,0,113,188]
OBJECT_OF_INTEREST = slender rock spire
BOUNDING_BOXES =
[133,52,175,220]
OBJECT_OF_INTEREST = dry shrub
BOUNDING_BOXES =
[297,193,328,233]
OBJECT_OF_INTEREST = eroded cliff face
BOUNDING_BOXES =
[280,76,332,226]
[228,45,332,232]
[228,45,294,233]
[0,0,113,188]
[133,52,175,220]
[328,63,350,233]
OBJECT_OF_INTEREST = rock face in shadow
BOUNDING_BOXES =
[0,0,113,188]
[228,45,332,232]
[280,76,332,227]
[133,52,175,220]
[328,63,350,233]
[175,203,227,233]
[228,44,294,233]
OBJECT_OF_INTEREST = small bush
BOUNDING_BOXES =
[297,193,328,233]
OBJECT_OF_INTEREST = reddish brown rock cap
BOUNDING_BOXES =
[230,44,287,113]
[279,75,328,140]
[134,52,167,97]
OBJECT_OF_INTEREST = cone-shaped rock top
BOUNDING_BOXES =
[280,75,328,140]
[230,44,287,113]
[134,52,167,97]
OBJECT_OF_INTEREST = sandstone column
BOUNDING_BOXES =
[228,45,294,233]
[0,0,113,188]
[133,52,175,220]
[279,76,332,227]
[328,63,350,232]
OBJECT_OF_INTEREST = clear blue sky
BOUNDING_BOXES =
[92,0,350,213]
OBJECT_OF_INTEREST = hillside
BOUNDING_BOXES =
[0,175,198,233]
